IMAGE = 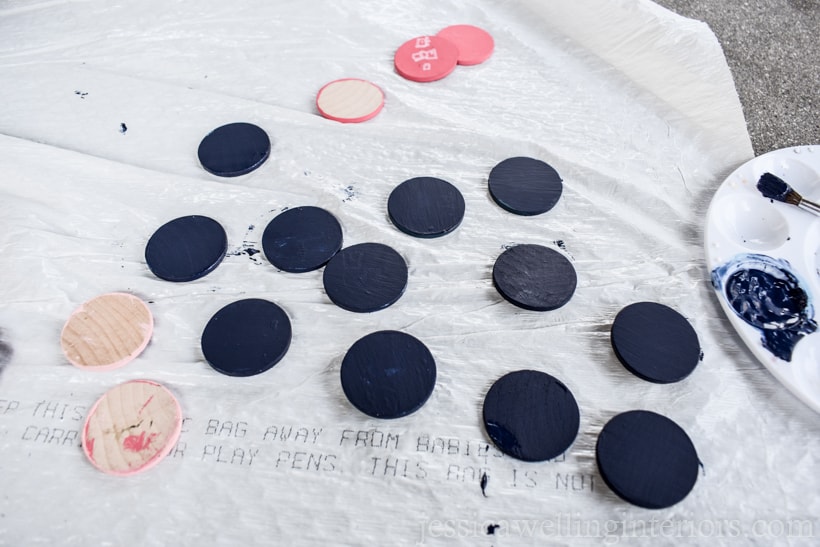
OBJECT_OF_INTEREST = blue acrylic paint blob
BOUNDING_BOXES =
[712,254,817,361]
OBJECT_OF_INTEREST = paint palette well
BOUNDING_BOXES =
[704,145,820,413]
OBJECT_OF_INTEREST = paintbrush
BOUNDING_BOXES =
[756,172,820,216]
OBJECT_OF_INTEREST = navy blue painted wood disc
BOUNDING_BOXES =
[492,244,576,311]
[322,243,408,313]
[610,302,700,383]
[387,177,465,238]
[262,206,343,273]
[145,215,227,282]
[340,330,436,419]
[482,370,580,462]
[488,156,563,216]
[201,298,292,377]
[197,122,271,177]
[596,410,699,509]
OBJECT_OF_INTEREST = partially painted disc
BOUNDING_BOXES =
[82,380,182,476]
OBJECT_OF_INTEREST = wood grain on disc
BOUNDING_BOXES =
[61,293,153,370]
[316,79,384,123]
[82,380,182,476]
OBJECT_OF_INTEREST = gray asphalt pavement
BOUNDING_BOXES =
[655,0,819,155]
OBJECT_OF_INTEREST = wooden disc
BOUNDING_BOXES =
[197,122,270,177]
[611,302,701,383]
[316,79,384,123]
[596,410,699,509]
[394,35,459,83]
[82,380,182,476]
[437,25,495,66]
[323,243,408,313]
[61,293,153,370]
[340,330,436,419]
[483,370,579,462]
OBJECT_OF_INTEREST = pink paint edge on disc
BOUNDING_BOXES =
[61,292,154,372]
[82,379,183,477]
[437,24,495,66]
[316,78,385,123]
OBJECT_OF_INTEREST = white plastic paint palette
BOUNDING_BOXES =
[705,145,820,413]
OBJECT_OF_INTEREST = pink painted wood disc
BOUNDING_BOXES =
[60,292,153,371]
[316,78,385,123]
[82,380,182,476]
[394,35,459,83]
[437,24,495,66]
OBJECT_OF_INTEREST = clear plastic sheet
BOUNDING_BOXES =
[1,0,817,545]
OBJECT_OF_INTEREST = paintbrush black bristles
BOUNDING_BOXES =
[757,172,791,202]
[756,172,820,217]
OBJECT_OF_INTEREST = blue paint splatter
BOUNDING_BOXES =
[712,254,816,361]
